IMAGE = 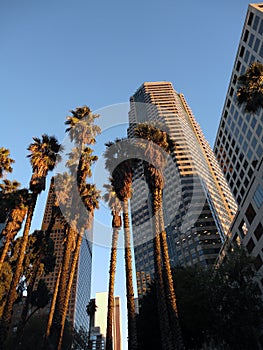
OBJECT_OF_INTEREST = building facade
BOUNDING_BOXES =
[128,81,237,297]
[88,292,122,350]
[41,178,93,331]
[214,3,263,290]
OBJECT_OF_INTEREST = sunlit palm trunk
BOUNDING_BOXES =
[158,189,184,350]
[106,227,119,350]
[152,188,174,350]
[43,264,62,349]
[0,193,37,345]
[57,229,84,350]
[122,200,137,350]
[0,207,27,271]
[49,226,75,346]
[2,193,37,336]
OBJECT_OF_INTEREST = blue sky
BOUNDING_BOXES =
[0,1,256,348]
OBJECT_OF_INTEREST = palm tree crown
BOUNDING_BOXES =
[27,134,62,193]
[65,106,101,146]
[0,147,14,178]
[237,62,263,113]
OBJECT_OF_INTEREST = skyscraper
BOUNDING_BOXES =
[88,292,122,350]
[40,178,93,331]
[128,82,237,297]
[214,3,263,290]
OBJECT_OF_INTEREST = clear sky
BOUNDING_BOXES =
[0,1,257,348]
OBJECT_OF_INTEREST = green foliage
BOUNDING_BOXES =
[3,314,78,350]
[27,134,62,193]
[30,279,51,310]
[0,148,14,178]
[237,62,263,114]
[137,247,263,350]
[0,262,13,317]
[136,282,162,350]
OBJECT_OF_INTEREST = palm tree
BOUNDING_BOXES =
[86,299,97,340]
[134,123,184,350]
[0,188,29,271]
[0,148,14,178]
[0,135,62,341]
[104,139,138,350]
[65,105,100,146]
[16,230,55,339]
[57,183,100,350]
[103,183,122,350]
[49,106,101,349]
[237,62,263,113]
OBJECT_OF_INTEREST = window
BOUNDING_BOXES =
[246,237,255,254]
[240,45,245,57]
[254,254,262,271]
[251,116,257,128]
[242,122,248,133]
[254,223,263,241]
[243,160,248,169]
[256,124,262,137]
[247,149,253,160]
[244,50,250,63]
[260,43,263,58]
[243,30,249,42]
[239,220,248,238]
[254,38,260,52]
[259,20,263,35]
[253,185,263,208]
[245,203,256,224]
[247,12,254,26]
[248,33,254,47]
[253,15,260,30]
[257,144,263,157]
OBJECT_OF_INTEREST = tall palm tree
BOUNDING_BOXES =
[16,230,55,339]
[49,106,101,349]
[103,183,122,350]
[0,148,14,178]
[0,135,62,342]
[86,298,97,340]
[57,183,100,350]
[134,123,184,350]
[237,62,263,113]
[104,139,138,350]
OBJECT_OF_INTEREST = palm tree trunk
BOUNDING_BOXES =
[49,226,75,347]
[0,237,11,271]
[57,229,84,350]
[0,207,27,271]
[158,190,184,350]
[0,193,37,346]
[43,264,62,349]
[15,263,40,340]
[122,200,137,350]
[151,188,174,350]
[106,227,119,350]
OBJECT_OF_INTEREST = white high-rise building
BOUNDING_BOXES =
[128,81,237,297]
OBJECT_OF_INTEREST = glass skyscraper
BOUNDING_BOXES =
[214,3,263,291]
[128,81,237,296]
